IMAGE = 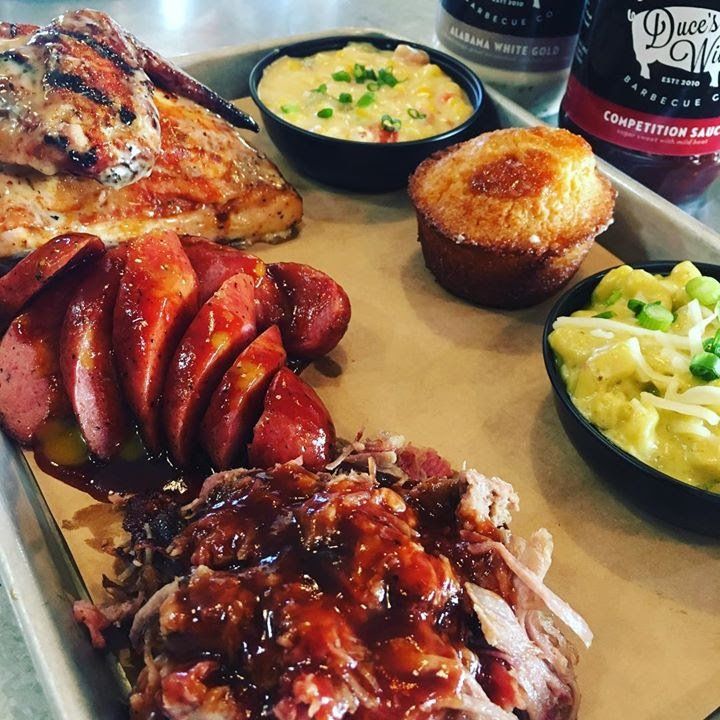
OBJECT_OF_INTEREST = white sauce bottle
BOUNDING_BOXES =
[435,0,586,118]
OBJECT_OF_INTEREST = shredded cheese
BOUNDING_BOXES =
[686,299,716,358]
[640,392,720,425]
[672,418,713,439]
[624,337,673,387]
[549,262,720,492]
[552,316,690,348]
[672,385,720,406]
[659,347,691,373]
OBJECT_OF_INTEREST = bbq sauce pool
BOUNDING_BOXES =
[30,359,313,500]
[32,417,209,501]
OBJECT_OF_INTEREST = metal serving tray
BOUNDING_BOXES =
[1,29,719,720]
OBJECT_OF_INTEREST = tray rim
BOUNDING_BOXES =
[0,443,129,720]
[1,25,719,720]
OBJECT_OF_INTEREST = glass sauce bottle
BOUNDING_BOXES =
[435,0,586,117]
[560,0,720,205]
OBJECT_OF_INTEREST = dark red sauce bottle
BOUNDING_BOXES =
[560,0,720,205]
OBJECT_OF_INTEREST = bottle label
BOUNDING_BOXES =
[564,1,720,156]
[437,0,583,73]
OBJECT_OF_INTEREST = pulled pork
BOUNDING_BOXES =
[76,434,591,720]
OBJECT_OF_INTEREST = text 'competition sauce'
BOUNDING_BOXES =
[560,0,720,204]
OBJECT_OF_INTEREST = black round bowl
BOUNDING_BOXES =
[248,34,498,192]
[543,261,720,536]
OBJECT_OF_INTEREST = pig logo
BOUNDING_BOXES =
[629,6,720,88]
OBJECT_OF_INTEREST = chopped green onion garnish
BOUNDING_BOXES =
[686,276,720,307]
[407,107,427,119]
[357,92,375,107]
[636,301,674,331]
[604,289,622,306]
[338,92,352,104]
[317,107,333,118]
[593,311,615,319]
[280,103,299,114]
[352,64,378,83]
[378,67,399,87]
[312,83,327,94]
[703,329,720,356]
[381,114,401,133]
[690,351,720,381]
[332,70,351,82]
[366,82,380,92]
[627,298,646,316]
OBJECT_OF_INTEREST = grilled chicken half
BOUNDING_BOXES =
[0,9,257,188]
[0,89,302,254]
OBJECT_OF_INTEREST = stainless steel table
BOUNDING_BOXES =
[0,2,717,717]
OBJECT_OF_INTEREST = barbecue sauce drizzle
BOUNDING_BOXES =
[125,464,520,718]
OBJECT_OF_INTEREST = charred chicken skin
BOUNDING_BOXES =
[0,9,257,188]
[0,89,303,254]
[0,10,301,253]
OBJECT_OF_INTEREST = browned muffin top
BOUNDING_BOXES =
[409,127,616,256]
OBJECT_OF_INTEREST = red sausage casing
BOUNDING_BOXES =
[60,248,129,460]
[181,236,263,303]
[113,231,198,452]
[201,325,287,469]
[163,273,257,465]
[181,236,285,331]
[247,366,335,472]
[0,278,81,444]
[268,262,351,358]
[0,233,105,327]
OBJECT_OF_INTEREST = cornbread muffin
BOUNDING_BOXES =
[408,126,616,308]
